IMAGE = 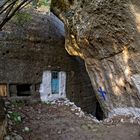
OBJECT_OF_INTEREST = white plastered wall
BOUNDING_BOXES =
[39,71,66,102]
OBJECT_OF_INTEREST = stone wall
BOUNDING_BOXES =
[0,10,97,114]
[0,98,6,139]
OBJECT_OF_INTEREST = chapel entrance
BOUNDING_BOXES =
[40,71,66,102]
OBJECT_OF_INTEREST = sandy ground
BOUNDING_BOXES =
[5,100,140,140]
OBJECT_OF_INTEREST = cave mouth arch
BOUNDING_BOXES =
[95,102,105,120]
[47,12,105,120]
[68,57,105,120]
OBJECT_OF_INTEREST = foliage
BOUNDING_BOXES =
[12,11,32,25]
[8,111,22,124]
[38,0,50,7]
[0,0,50,29]
[11,100,25,107]
[0,0,33,30]
[32,0,50,8]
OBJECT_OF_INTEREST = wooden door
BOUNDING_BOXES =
[0,85,7,97]
[51,71,59,94]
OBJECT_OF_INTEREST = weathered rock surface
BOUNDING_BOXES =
[51,0,140,115]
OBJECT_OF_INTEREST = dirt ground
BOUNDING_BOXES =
[5,100,140,140]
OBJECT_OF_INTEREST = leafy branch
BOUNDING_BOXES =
[0,0,33,30]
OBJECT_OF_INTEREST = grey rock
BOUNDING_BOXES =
[4,135,11,140]
[14,135,23,140]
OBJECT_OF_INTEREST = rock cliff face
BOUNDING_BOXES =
[51,0,140,116]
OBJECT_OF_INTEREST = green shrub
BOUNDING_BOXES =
[8,112,22,124]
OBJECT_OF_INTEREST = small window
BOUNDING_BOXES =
[52,71,59,79]
[17,84,31,96]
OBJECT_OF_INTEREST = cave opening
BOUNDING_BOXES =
[71,57,105,120]
[95,101,104,120]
